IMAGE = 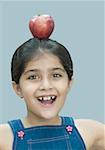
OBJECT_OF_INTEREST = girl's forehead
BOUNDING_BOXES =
[24,53,64,71]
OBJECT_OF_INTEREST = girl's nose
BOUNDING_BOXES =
[39,77,53,91]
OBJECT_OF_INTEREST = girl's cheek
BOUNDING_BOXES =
[55,79,69,88]
[20,83,37,96]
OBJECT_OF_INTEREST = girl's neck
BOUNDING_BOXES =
[22,113,61,128]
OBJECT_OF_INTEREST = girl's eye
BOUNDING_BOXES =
[52,73,62,78]
[27,75,40,80]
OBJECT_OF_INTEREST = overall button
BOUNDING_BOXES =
[66,125,73,134]
[17,130,25,140]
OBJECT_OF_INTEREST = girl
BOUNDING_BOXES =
[0,38,104,150]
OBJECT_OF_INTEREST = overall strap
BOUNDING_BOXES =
[62,117,87,150]
[8,119,24,135]
[61,116,74,126]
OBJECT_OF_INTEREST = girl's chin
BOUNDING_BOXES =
[39,112,59,121]
[40,114,57,120]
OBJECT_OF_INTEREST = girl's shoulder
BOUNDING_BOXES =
[74,118,105,150]
[0,123,13,150]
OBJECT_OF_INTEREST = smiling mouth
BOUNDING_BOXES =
[37,95,57,105]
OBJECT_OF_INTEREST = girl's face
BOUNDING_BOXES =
[13,53,72,120]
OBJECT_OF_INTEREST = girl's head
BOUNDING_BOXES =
[11,38,73,84]
[11,38,73,120]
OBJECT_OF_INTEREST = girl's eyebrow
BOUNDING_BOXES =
[23,69,39,75]
[52,68,65,72]
[23,67,65,75]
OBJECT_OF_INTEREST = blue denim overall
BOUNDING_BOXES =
[8,117,86,150]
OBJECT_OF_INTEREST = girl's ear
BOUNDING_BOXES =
[12,81,23,98]
[68,78,74,92]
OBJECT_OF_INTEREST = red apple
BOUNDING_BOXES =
[29,14,55,39]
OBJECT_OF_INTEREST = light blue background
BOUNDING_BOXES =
[0,1,104,123]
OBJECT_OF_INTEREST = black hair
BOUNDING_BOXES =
[11,38,73,84]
